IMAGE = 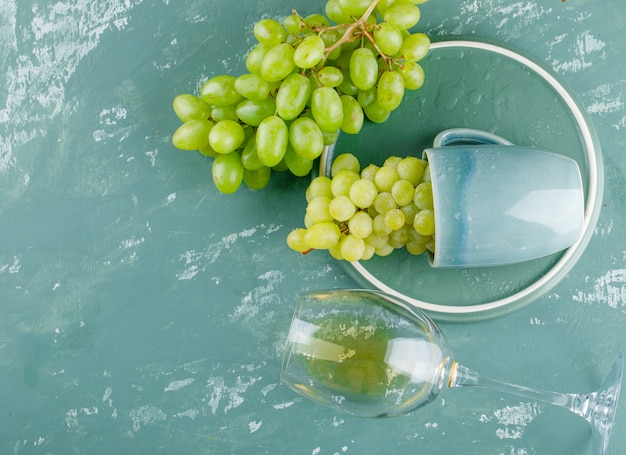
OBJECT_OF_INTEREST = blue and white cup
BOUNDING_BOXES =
[425,129,584,268]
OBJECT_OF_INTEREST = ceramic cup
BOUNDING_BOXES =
[425,129,584,268]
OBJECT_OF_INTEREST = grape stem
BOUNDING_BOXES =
[322,0,382,57]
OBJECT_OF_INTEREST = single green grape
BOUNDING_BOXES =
[338,0,372,17]
[325,0,354,24]
[294,34,326,69]
[289,117,325,160]
[413,181,434,210]
[373,22,403,56]
[306,196,334,224]
[234,73,271,101]
[200,75,241,106]
[340,94,364,134]
[399,33,430,62]
[254,18,287,46]
[304,222,342,250]
[236,98,276,127]
[331,169,360,197]
[414,209,435,236]
[284,14,307,34]
[384,208,405,231]
[256,116,288,167]
[284,145,314,177]
[246,43,270,74]
[377,71,405,112]
[340,234,366,262]
[172,119,213,151]
[361,163,379,181]
[331,153,360,176]
[210,104,239,122]
[383,2,421,30]
[329,195,357,222]
[349,48,378,91]
[276,73,311,121]
[391,179,415,206]
[396,156,425,185]
[398,62,425,90]
[317,66,344,88]
[374,191,397,214]
[307,176,333,201]
[337,70,359,97]
[374,166,399,192]
[243,166,271,191]
[287,228,309,253]
[304,13,330,28]
[260,43,296,82]
[349,211,373,239]
[349,178,378,209]
[311,86,344,133]
[212,151,244,194]
[240,136,265,171]
[172,94,211,122]
[208,119,245,154]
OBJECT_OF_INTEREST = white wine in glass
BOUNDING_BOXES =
[281,289,622,455]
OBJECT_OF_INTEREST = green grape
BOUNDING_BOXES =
[212,151,244,194]
[372,213,392,235]
[364,232,388,248]
[283,144,314,177]
[236,98,276,127]
[357,87,376,108]
[208,119,245,154]
[304,13,330,28]
[400,202,419,225]
[409,227,431,244]
[349,48,378,91]
[172,119,213,150]
[340,94,364,134]
[306,196,333,224]
[375,0,397,15]
[246,43,270,74]
[329,195,357,221]
[348,211,373,239]
[414,209,435,236]
[406,241,427,255]
[200,75,242,107]
[383,2,421,30]
[391,179,415,206]
[210,104,239,122]
[396,156,425,185]
[240,136,265,171]
[199,142,218,157]
[256,116,288,167]
[373,22,403,56]
[413,181,434,210]
[317,66,344,87]
[243,166,271,191]
[294,34,326,69]
[307,176,333,201]
[425,236,436,253]
[311,86,344,133]
[331,169,360,197]
[363,100,390,123]
[399,33,430,62]
[377,71,405,111]
[383,155,402,168]
[287,228,309,252]
[374,166,399,192]
[173,94,211,122]
[374,191,397,214]
[289,117,325,160]
[325,0,354,24]
[234,73,271,101]
[361,163,379,181]
[337,70,359,97]
[328,240,345,260]
[320,29,343,54]
[384,208,405,230]
[375,243,394,257]
[361,243,375,260]
[273,160,289,172]
[349,178,377,208]
[340,234,365,262]
[254,18,287,46]
[398,61,425,90]
[338,0,373,17]
[260,43,296,82]
[284,14,307,34]
[322,129,340,146]
[276,73,311,120]
[331,152,360,176]
[305,222,342,250]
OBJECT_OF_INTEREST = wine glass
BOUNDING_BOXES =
[281,289,623,455]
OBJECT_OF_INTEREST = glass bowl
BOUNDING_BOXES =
[319,38,603,322]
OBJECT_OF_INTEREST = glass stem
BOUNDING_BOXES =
[448,361,595,422]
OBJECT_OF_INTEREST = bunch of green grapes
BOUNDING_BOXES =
[287,152,436,261]
[171,0,430,194]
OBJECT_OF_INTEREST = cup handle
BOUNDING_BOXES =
[433,128,514,147]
